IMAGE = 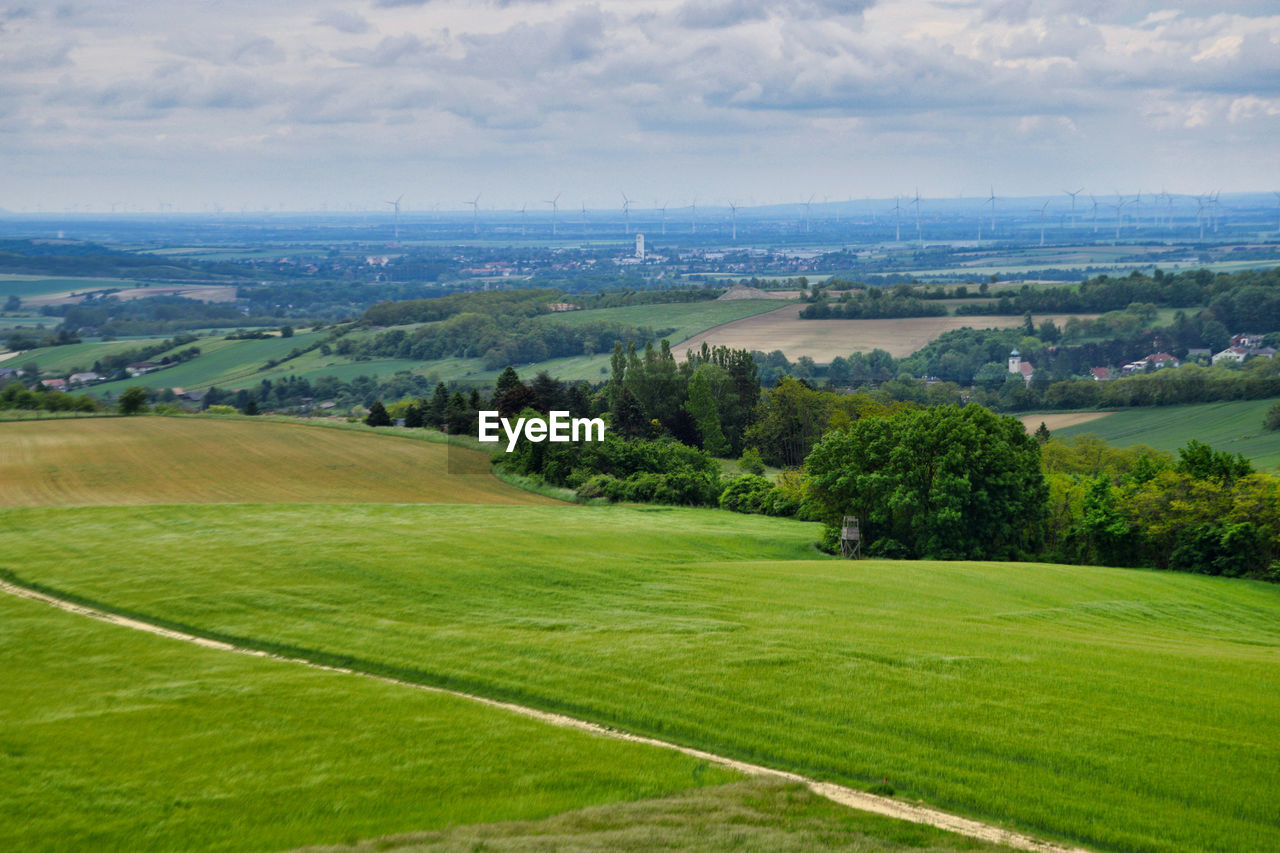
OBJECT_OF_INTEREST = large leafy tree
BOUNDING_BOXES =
[117,386,149,415]
[744,377,834,468]
[806,404,1048,559]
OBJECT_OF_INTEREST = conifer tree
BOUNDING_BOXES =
[365,400,392,427]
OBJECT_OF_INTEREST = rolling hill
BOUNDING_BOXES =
[1,415,1277,852]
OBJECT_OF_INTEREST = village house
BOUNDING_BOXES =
[126,361,158,377]
[1212,345,1277,365]
[1122,353,1179,374]
[1231,333,1266,349]
[69,372,101,386]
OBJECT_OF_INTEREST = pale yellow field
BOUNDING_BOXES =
[27,284,238,307]
[678,305,1100,360]
[1019,412,1114,433]
[0,417,557,507]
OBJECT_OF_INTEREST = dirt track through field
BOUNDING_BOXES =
[0,577,1089,853]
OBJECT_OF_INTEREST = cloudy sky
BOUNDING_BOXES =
[3,0,1278,212]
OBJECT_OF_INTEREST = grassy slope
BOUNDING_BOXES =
[538,299,792,344]
[0,417,555,506]
[24,301,793,392]
[0,592,740,852]
[87,332,327,394]
[0,417,1008,853]
[315,778,1005,853]
[1052,397,1280,471]
[3,502,1277,853]
[5,338,171,375]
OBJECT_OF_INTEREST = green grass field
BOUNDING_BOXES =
[0,417,1025,852]
[1051,397,1280,471]
[315,778,1006,852]
[3,494,1277,852]
[539,299,793,346]
[0,591,743,852]
[84,332,326,394]
[5,338,175,375]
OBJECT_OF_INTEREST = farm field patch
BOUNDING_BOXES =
[538,299,794,347]
[4,499,1278,853]
[0,417,553,506]
[18,282,237,308]
[1051,397,1280,471]
[85,331,326,394]
[3,338,177,376]
[0,275,142,299]
[678,304,1097,360]
[86,283,237,303]
[1018,412,1113,433]
[0,592,738,852]
[895,245,1280,280]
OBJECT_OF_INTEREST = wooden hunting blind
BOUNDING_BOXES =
[840,515,861,559]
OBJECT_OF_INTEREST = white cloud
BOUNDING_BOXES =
[315,10,371,34]
[1,0,1277,209]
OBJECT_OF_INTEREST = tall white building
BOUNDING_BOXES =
[635,232,645,260]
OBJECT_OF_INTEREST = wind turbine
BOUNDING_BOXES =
[464,194,481,235]
[658,201,668,236]
[690,198,697,234]
[543,192,561,236]
[1111,195,1127,241]
[728,201,738,241]
[1274,191,1280,233]
[911,188,922,245]
[1039,200,1050,246]
[1089,194,1099,234]
[986,186,997,234]
[892,196,903,242]
[520,203,527,237]
[803,193,815,233]
[621,192,631,234]
[1064,188,1083,225]
[384,194,403,243]
[1195,195,1207,240]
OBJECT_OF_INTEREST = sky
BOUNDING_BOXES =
[3,0,1279,212]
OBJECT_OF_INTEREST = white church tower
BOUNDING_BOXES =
[1008,348,1021,374]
